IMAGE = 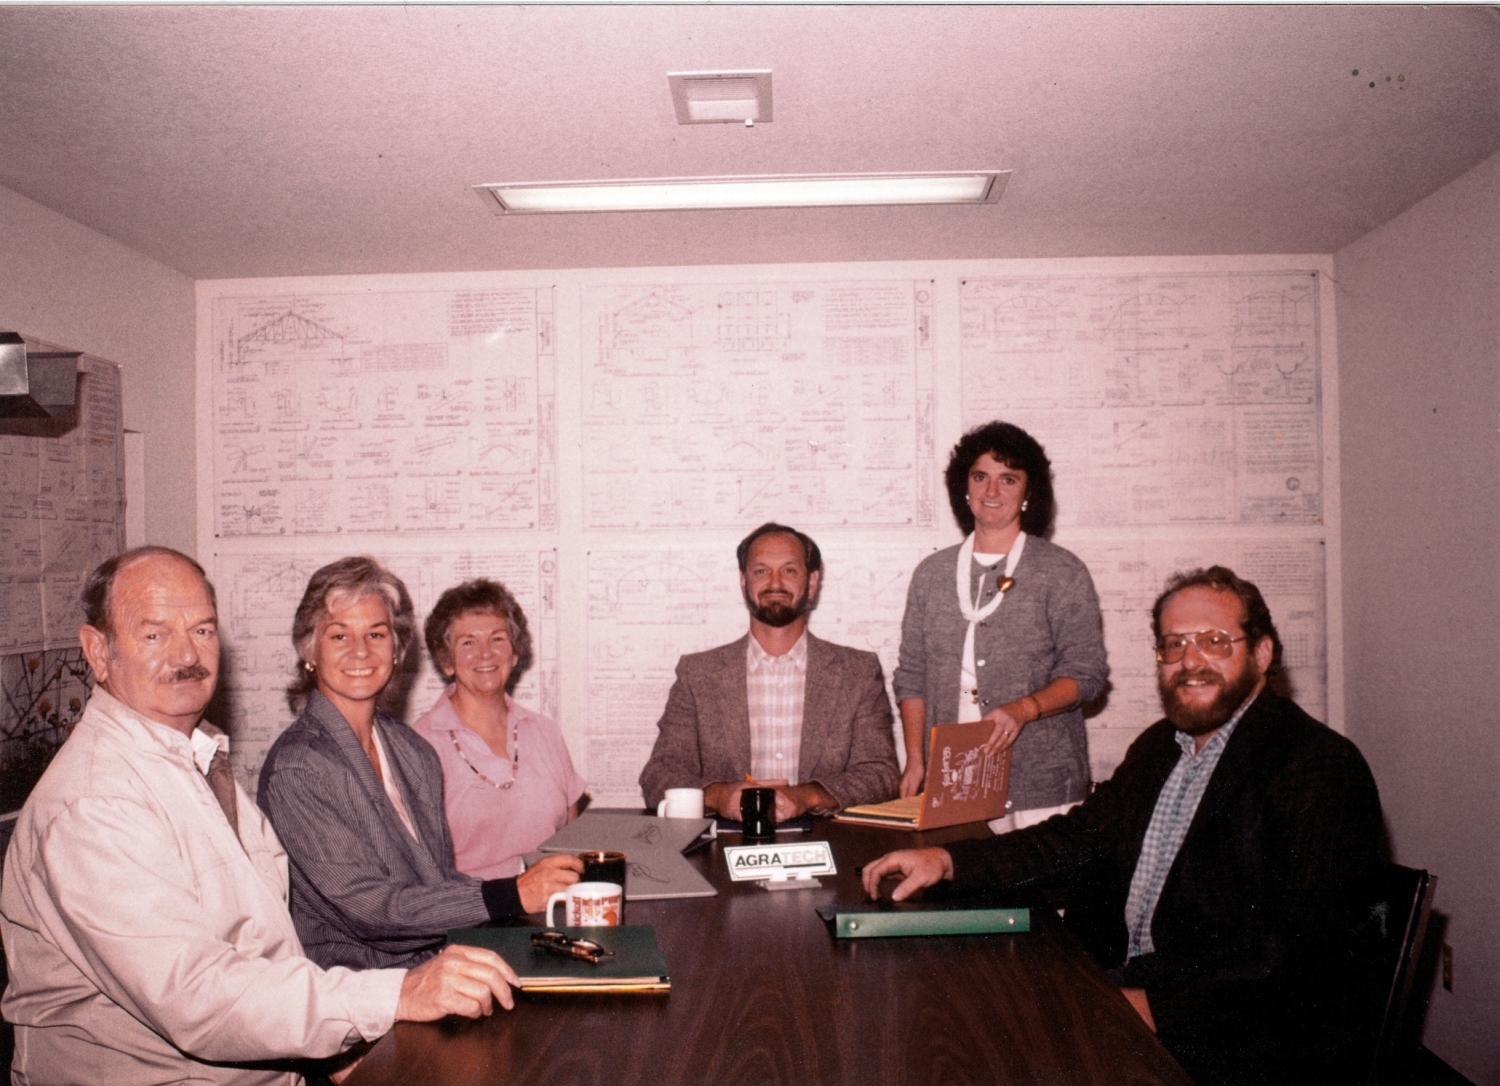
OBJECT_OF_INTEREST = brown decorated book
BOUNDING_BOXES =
[835,720,1011,831]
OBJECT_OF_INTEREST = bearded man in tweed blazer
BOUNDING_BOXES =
[639,523,899,821]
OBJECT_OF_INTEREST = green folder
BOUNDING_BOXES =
[815,905,1030,939]
[448,925,670,992]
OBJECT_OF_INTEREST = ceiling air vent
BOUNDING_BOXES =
[669,70,772,125]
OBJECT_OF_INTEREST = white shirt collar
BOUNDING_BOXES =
[746,630,809,672]
[188,726,226,776]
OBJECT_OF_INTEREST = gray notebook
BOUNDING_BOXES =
[537,813,717,901]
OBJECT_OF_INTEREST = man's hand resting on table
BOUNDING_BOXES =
[860,847,954,901]
[703,779,838,821]
[397,944,520,1021]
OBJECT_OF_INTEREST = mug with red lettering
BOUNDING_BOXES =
[546,881,623,927]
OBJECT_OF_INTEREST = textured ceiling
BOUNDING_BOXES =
[1,4,1497,279]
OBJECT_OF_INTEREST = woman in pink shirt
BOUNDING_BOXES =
[413,579,586,879]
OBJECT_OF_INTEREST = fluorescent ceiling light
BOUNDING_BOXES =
[474,172,1009,214]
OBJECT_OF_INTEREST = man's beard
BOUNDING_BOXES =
[746,589,809,628]
[1158,662,1262,736]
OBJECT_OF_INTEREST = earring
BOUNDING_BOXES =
[302,660,315,673]
[1021,500,1029,512]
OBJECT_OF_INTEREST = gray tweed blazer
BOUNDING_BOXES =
[257,690,488,969]
[638,632,899,810]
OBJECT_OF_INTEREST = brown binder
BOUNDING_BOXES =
[836,719,1012,831]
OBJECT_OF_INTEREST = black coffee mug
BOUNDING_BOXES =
[740,787,776,840]
[579,850,627,890]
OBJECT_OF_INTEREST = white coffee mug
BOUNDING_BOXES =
[546,881,623,927]
[657,787,705,819]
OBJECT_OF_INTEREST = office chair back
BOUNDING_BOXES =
[1350,863,1436,1086]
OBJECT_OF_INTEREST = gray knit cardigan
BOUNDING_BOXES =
[892,535,1109,812]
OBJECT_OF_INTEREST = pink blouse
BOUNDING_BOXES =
[412,689,586,880]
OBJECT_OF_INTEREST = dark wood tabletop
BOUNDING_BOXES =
[347,817,1190,1086]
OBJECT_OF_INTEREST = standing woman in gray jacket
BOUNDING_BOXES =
[893,422,1108,831]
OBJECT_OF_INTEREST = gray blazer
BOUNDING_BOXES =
[892,536,1108,811]
[638,632,899,810]
[257,690,488,969]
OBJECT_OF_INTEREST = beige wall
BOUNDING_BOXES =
[0,183,196,556]
[1335,150,1500,1083]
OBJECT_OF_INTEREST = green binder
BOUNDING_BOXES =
[815,905,1030,939]
[448,925,670,992]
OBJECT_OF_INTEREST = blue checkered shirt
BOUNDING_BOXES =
[1123,695,1255,959]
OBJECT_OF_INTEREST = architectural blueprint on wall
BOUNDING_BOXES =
[580,280,937,530]
[196,260,1338,797]
[0,358,124,652]
[210,548,558,782]
[961,272,1323,528]
[582,544,931,807]
[208,287,556,537]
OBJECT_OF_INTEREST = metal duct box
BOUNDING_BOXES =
[0,333,80,418]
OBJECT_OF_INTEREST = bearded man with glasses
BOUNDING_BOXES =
[863,566,1385,1086]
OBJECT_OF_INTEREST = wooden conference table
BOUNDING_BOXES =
[347,816,1190,1086]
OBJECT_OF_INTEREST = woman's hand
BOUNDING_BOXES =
[516,853,583,914]
[899,758,926,798]
[897,698,928,798]
[980,701,1031,755]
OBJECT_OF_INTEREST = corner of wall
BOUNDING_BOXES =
[0,183,197,556]
[1334,149,1500,1084]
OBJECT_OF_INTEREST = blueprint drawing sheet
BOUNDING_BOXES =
[580,280,937,530]
[209,287,556,537]
[961,272,1322,528]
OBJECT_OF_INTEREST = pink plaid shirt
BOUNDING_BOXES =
[746,632,808,785]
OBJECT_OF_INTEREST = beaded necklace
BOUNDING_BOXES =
[449,714,519,790]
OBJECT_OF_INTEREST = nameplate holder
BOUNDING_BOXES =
[724,841,836,890]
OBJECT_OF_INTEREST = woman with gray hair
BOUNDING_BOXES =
[412,579,585,880]
[257,557,580,970]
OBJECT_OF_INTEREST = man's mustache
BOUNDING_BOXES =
[1165,668,1224,692]
[166,665,212,682]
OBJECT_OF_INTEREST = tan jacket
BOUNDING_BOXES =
[0,689,403,1086]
